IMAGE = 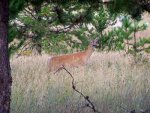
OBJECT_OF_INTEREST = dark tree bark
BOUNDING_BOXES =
[0,0,12,113]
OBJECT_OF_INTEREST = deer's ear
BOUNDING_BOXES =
[95,38,99,41]
[94,38,99,43]
[90,39,94,43]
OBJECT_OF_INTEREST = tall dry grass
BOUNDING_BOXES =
[10,52,150,113]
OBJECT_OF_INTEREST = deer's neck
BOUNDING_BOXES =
[85,45,94,60]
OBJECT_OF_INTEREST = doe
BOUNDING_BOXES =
[47,38,99,73]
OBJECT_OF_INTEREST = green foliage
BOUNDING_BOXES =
[137,38,150,47]
[9,39,25,56]
[9,0,150,56]
[42,33,70,54]
[9,0,26,18]
[93,6,108,31]
[9,2,104,55]
[30,0,44,6]
[109,0,142,19]
[101,15,150,61]
[8,25,18,42]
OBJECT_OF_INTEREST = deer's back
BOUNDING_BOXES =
[48,51,87,71]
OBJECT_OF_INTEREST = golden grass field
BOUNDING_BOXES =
[10,52,150,113]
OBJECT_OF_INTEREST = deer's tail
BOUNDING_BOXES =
[48,56,52,63]
[47,56,53,72]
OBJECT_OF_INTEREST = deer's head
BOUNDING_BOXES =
[90,38,99,48]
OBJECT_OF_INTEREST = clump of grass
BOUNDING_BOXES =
[10,52,150,113]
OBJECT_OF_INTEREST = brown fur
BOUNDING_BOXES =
[47,39,98,72]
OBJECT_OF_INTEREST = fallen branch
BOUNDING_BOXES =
[61,65,101,113]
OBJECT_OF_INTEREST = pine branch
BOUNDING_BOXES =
[24,8,37,20]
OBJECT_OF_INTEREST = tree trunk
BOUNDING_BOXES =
[0,0,12,113]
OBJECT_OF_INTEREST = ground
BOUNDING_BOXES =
[10,52,150,113]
